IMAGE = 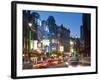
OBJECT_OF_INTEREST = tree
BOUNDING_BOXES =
[73,49,80,58]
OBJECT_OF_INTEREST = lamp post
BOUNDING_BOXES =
[28,22,32,27]
[28,22,33,53]
[70,40,74,56]
[28,22,36,51]
[24,22,33,63]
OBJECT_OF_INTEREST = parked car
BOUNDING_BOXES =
[69,56,79,66]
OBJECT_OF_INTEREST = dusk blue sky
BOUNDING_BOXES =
[32,11,82,37]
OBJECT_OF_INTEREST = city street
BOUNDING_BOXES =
[23,11,91,70]
[23,59,90,69]
[23,62,67,69]
[48,62,68,68]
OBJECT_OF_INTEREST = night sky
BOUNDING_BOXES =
[31,11,82,38]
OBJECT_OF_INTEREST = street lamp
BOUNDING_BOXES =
[70,40,74,54]
[52,39,55,44]
[28,22,32,27]
[28,22,36,32]
[70,40,74,46]
[28,22,34,53]
[70,48,74,53]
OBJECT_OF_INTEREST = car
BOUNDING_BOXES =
[32,61,48,68]
[69,56,79,66]
[47,59,59,65]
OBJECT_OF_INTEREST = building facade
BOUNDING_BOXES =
[80,14,91,57]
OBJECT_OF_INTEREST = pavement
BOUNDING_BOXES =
[23,61,90,69]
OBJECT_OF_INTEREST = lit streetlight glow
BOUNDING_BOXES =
[28,23,32,27]
[70,40,74,45]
